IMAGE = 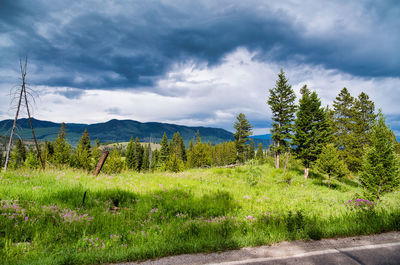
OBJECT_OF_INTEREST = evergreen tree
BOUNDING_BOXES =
[142,143,150,171]
[91,139,101,167]
[315,144,347,188]
[256,143,264,162]
[102,148,124,174]
[25,150,40,169]
[188,139,194,154]
[166,154,184,172]
[170,132,186,162]
[9,139,26,169]
[247,139,255,160]
[268,69,297,168]
[159,133,169,163]
[293,86,331,179]
[350,92,377,171]
[233,113,253,162]
[75,129,92,170]
[53,122,71,165]
[125,137,135,169]
[41,141,54,165]
[360,113,400,200]
[134,137,143,172]
[332,88,355,168]
[151,149,159,170]
[186,132,211,168]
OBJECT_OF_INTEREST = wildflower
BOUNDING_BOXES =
[149,208,159,214]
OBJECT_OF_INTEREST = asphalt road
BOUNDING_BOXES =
[206,242,400,265]
[116,231,400,265]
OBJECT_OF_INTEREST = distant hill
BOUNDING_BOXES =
[0,118,236,146]
[250,134,272,141]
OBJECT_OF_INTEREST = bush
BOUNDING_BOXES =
[166,155,184,172]
[24,151,40,169]
[102,149,124,174]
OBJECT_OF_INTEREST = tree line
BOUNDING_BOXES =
[2,115,263,173]
[268,69,400,200]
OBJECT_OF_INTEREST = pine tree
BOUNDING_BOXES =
[134,137,143,172]
[53,122,71,166]
[25,149,40,169]
[142,143,150,171]
[247,139,255,160]
[102,148,124,174]
[151,149,159,170]
[315,144,347,188]
[233,113,253,163]
[125,137,135,169]
[91,139,101,168]
[170,132,186,162]
[293,86,331,179]
[332,88,355,168]
[75,129,92,170]
[256,143,264,162]
[350,92,377,171]
[268,69,297,169]
[42,141,54,165]
[166,154,184,172]
[159,133,169,163]
[186,132,211,168]
[9,139,26,169]
[360,113,400,200]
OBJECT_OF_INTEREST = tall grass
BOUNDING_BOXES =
[1,163,400,264]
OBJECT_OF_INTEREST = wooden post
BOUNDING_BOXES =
[94,151,109,176]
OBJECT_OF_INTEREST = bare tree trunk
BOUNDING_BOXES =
[304,167,309,179]
[94,151,109,176]
[21,57,45,170]
[4,71,24,171]
[328,174,331,188]
[275,121,281,169]
[283,151,290,173]
[275,144,280,169]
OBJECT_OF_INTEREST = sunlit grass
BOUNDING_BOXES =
[1,161,400,265]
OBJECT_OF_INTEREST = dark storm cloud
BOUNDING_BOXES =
[1,0,399,90]
[54,88,85,99]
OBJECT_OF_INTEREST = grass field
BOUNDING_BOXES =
[1,161,400,265]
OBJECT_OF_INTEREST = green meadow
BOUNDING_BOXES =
[1,161,400,265]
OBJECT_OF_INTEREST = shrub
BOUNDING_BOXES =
[102,149,124,174]
[24,151,40,169]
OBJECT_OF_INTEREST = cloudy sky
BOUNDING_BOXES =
[1,0,399,135]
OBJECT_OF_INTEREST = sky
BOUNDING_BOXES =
[0,0,400,135]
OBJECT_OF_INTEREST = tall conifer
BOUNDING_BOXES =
[160,133,169,163]
[134,137,143,172]
[293,86,331,179]
[125,137,135,169]
[333,88,355,169]
[360,112,399,200]
[350,92,377,171]
[268,69,296,168]
[233,113,253,162]
[256,142,264,162]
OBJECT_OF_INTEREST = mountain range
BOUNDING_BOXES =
[0,118,271,147]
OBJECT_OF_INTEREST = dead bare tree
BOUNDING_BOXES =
[4,56,44,170]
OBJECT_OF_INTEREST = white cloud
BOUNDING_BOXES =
[1,48,400,133]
